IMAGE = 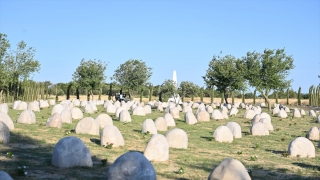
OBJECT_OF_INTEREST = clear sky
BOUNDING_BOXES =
[0,0,319,93]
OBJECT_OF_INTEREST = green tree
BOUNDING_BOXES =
[210,86,215,103]
[203,54,246,104]
[239,48,294,111]
[0,33,10,103]
[179,81,199,102]
[253,89,256,105]
[113,59,152,100]
[73,59,107,101]
[159,79,178,103]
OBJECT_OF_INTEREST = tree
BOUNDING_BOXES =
[113,59,152,100]
[179,81,199,102]
[297,87,301,106]
[253,89,256,105]
[159,79,178,103]
[0,33,10,103]
[73,59,107,101]
[203,54,246,104]
[239,48,294,111]
[1,40,40,102]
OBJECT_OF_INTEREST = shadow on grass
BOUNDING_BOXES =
[265,149,287,155]
[90,138,100,145]
[0,131,109,180]
[292,162,320,171]
[200,136,214,141]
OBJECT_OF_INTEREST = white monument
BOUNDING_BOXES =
[168,70,182,104]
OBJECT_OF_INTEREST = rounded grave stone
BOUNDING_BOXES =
[0,121,10,144]
[16,101,28,110]
[0,171,13,180]
[285,106,290,113]
[226,122,242,138]
[12,100,21,109]
[164,113,176,127]
[71,107,83,120]
[115,107,126,118]
[206,106,214,113]
[106,104,117,113]
[40,100,50,108]
[259,118,274,131]
[252,114,261,124]
[133,106,146,116]
[49,99,56,105]
[208,158,251,180]
[278,109,288,118]
[250,122,269,136]
[244,109,255,119]
[106,151,156,180]
[169,107,180,118]
[272,106,280,115]
[144,105,152,114]
[183,105,192,113]
[52,136,92,168]
[293,108,301,118]
[141,119,157,134]
[51,104,64,115]
[100,125,124,147]
[211,110,224,120]
[229,107,238,116]
[95,113,113,128]
[154,117,167,131]
[309,110,316,117]
[260,112,271,122]
[46,112,63,128]
[288,137,315,158]
[157,103,163,111]
[317,115,320,123]
[119,110,132,122]
[213,126,234,142]
[84,104,94,114]
[165,128,188,149]
[0,104,8,114]
[184,112,197,125]
[75,117,99,136]
[144,134,169,161]
[0,112,14,130]
[196,110,210,122]
[60,109,72,124]
[301,109,306,116]
[221,108,229,119]
[17,110,36,124]
[307,126,319,141]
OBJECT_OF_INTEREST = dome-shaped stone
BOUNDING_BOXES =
[0,112,14,130]
[165,128,188,149]
[71,107,83,120]
[154,117,167,131]
[144,105,152,114]
[115,107,126,118]
[0,103,8,114]
[288,137,315,158]
[95,113,113,128]
[196,110,210,122]
[46,112,62,128]
[164,113,176,127]
[252,114,261,124]
[106,151,156,180]
[226,122,242,138]
[49,99,56,106]
[250,122,269,136]
[0,171,13,180]
[132,106,146,116]
[119,110,132,122]
[100,125,124,147]
[16,101,28,110]
[51,104,64,115]
[229,107,238,116]
[307,126,319,140]
[106,104,117,114]
[183,105,192,113]
[211,110,224,120]
[169,107,180,119]
[208,158,251,180]
[278,109,288,118]
[244,109,255,119]
[52,136,92,167]
[28,101,40,112]
[259,118,273,131]
[0,121,10,144]
[75,117,99,135]
[40,100,50,108]
[17,110,36,124]
[144,134,169,161]
[184,112,197,125]
[141,119,157,134]
[60,110,72,124]
[213,126,233,142]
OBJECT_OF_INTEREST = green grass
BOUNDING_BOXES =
[0,103,320,179]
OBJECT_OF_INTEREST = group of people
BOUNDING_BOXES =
[115,92,126,102]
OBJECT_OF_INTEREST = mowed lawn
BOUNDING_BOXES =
[0,99,319,180]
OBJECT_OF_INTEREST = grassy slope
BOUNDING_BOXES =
[0,101,319,180]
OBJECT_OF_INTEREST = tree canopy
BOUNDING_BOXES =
[0,34,41,102]
[113,59,152,99]
[158,79,178,102]
[239,48,295,110]
[179,81,199,101]
[203,54,246,104]
[72,59,107,100]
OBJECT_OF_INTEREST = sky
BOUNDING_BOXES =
[0,0,319,93]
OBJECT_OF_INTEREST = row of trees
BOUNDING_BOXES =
[203,49,295,111]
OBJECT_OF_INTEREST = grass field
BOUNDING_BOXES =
[0,98,319,180]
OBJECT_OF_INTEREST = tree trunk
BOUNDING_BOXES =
[0,89,3,104]
[297,87,301,106]
[221,93,224,104]
[262,93,271,111]
[253,89,256,105]
[210,87,214,103]
[140,88,143,103]
[129,89,135,100]
[231,90,234,105]
[224,90,228,104]
[76,87,80,100]
[159,92,162,102]
[90,89,94,101]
